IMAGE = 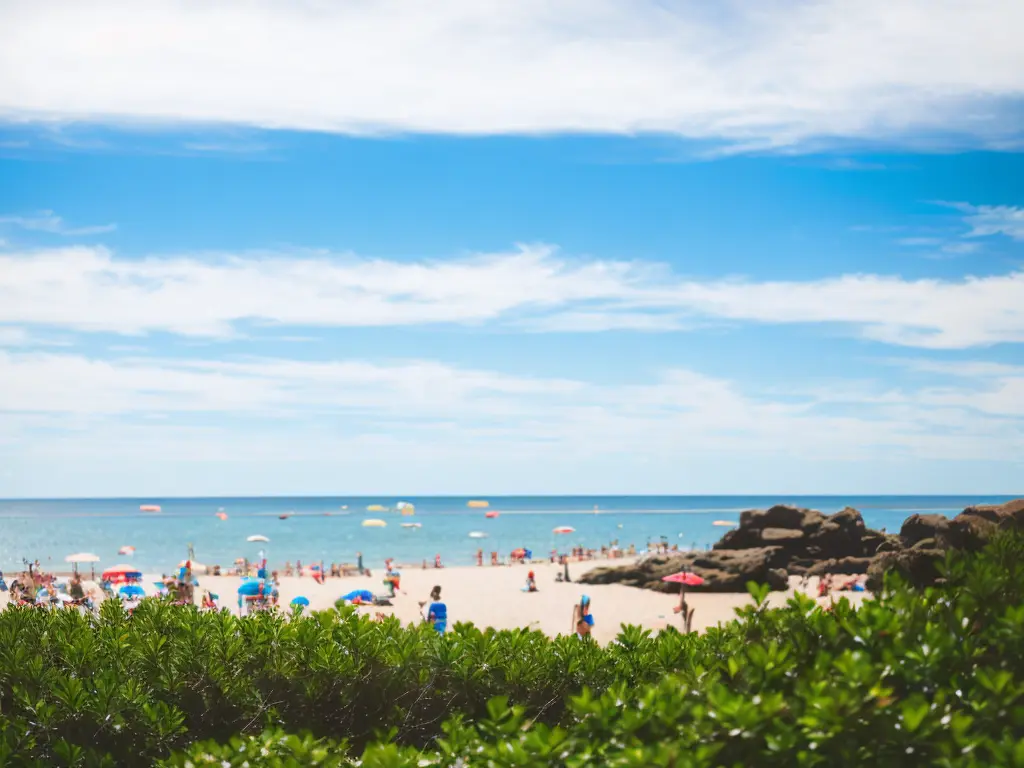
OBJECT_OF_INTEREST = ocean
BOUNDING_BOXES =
[0,495,1015,574]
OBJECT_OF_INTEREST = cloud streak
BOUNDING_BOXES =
[0,1,1022,149]
[0,210,116,236]
[1,243,1023,349]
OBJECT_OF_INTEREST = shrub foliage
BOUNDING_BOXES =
[2,534,1023,766]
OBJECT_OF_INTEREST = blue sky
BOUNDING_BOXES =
[1,0,1022,497]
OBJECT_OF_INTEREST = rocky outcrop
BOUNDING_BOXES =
[580,547,788,593]
[580,498,1024,594]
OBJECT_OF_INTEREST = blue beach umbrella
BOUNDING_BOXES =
[237,580,266,596]
[119,585,145,599]
[291,596,310,607]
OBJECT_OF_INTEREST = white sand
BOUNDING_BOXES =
[0,560,868,644]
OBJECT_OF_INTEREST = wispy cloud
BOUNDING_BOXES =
[952,203,1024,241]
[1,351,1021,480]
[0,210,116,236]
[2,242,1023,349]
[0,1,1021,150]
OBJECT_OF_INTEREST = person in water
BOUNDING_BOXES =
[571,595,594,634]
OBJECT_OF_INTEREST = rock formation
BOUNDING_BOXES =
[579,499,1024,594]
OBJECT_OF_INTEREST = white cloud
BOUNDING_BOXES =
[2,244,1023,348]
[1,350,1021,487]
[0,210,116,236]
[0,1,1022,148]
[955,203,1024,241]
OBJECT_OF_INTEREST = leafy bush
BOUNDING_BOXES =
[3,534,1024,766]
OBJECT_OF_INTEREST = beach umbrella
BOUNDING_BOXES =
[118,584,145,598]
[64,552,100,565]
[139,504,161,512]
[362,519,387,528]
[662,572,705,587]
[553,526,575,535]
[247,534,270,543]
[102,564,142,583]
[237,580,266,596]
[291,596,310,607]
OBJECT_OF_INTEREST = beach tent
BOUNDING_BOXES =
[118,584,145,599]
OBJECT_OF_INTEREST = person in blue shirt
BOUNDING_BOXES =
[422,585,447,634]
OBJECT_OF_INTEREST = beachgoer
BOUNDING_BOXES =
[476,549,483,567]
[68,572,85,600]
[571,595,594,634]
[423,585,446,633]
[357,552,364,575]
[574,617,592,640]
[525,571,538,592]
[434,554,443,569]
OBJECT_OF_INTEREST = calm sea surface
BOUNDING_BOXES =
[0,495,1015,573]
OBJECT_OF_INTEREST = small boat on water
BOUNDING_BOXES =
[468,531,488,539]
[401,522,422,529]
[467,500,489,509]
[279,514,290,520]
[140,504,161,512]
[485,511,499,519]
[713,520,737,527]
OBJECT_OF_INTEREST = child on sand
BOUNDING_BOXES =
[524,571,538,592]
[420,586,447,634]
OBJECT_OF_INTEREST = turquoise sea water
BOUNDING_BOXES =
[0,495,1016,573]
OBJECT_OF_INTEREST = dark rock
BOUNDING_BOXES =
[760,527,806,543]
[867,548,945,592]
[713,526,762,550]
[874,535,903,554]
[579,547,789,593]
[861,530,888,555]
[808,556,872,576]
[911,537,938,551]
[948,499,1024,550]
[900,514,950,548]
[739,505,826,532]
[807,520,864,559]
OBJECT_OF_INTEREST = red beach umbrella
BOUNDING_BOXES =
[662,572,705,586]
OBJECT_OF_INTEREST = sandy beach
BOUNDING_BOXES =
[1,559,868,644]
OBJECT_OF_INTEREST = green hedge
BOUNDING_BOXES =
[3,534,1024,766]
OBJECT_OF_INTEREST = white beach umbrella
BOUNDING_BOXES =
[65,552,100,563]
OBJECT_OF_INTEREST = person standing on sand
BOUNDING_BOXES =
[674,592,695,633]
[574,617,592,640]
[419,585,447,634]
[357,552,364,575]
[571,595,594,635]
